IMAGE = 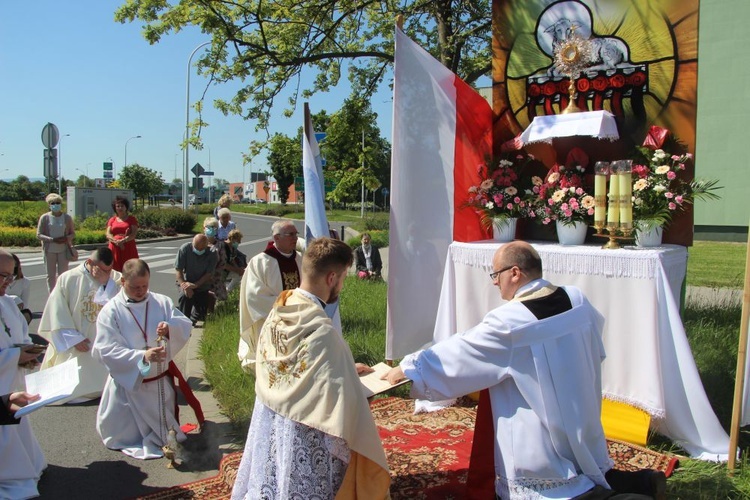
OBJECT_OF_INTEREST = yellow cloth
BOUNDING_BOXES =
[256,289,390,499]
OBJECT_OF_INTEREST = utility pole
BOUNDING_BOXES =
[360,129,365,218]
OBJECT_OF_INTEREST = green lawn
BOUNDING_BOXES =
[688,241,746,289]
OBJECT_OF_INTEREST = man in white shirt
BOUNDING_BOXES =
[237,219,302,372]
[38,247,121,402]
[231,237,389,499]
[385,241,665,500]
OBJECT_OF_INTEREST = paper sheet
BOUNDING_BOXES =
[16,358,80,417]
[359,362,410,398]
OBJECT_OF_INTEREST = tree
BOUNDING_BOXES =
[267,133,302,205]
[324,97,390,205]
[115,0,491,141]
[119,164,164,209]
[76,175,93,188]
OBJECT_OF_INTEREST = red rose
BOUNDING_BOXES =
[542,81,558,96]
[629,72,646,86]
[559,80,571,93]
[576,78,591,92]
[528,84,541,97]
[592,76,608,91]
[609,74,625,88]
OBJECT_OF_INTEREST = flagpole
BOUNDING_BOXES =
[728,217,750,471]
[361,129,365,218]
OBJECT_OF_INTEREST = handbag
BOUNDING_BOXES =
[65,243,79,261]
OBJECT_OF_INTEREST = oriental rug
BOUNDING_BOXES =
[136,397,678,500]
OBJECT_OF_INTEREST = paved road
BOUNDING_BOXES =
[13,212,302,499]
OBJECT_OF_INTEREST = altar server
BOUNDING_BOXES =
[384,241,665,500]
[38,247,121,402]
[237,219,302,372]
[93,259,198,459]
[0,249,46,498]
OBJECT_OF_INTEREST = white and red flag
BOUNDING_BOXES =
[385,26,492,359]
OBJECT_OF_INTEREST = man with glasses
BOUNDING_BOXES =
[238,219,302,372]
[0,249,46,498]
[37,247,122,403]
[384,241,665,499]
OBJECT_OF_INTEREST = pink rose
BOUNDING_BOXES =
[665,192,674,199]
[675,195,684,204]
[678,163,686,170]
[667,171,676,180]
[668,202,677,210]
[587,208,595,215]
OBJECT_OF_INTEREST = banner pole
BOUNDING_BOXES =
[728,218,750,471]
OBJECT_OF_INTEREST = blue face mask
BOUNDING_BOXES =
[204,228,217,238]
[232,242,239,249]
[49,204,62,212]
[192,247,206,256]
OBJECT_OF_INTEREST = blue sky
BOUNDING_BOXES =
[0,0,394,185]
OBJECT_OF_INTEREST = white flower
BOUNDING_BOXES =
[551,189,566,202]
[486,202,495,210]
[504,186,518,195]
[547,172,560,184]
[653,149,668,161]
[634,198,643,206]
[499,159,514,167]
[655,166,670,175]
[633,179,648,191]
[653,185,667,193]
[581,195,595,209]
[532,176,543,186]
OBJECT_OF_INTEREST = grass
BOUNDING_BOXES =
[200,240,750,497]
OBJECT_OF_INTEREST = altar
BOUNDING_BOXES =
[432,240,729,459]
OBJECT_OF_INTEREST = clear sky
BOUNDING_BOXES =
[0,0,394,185]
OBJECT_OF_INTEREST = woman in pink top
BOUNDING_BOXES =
[106,196,139,271]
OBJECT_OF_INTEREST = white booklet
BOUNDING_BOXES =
[16,358,81,417]
[359,362,410,398]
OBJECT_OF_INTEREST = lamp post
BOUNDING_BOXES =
[184,41,212,211]
[58,133,70,194]
[124,135,142,176]
[76,167,89,187]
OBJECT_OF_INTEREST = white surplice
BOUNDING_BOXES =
[0,295,46,499]
[93,290,192,459]
[38,263,121,401]
[237,251,301,372]
[402,282,613,500]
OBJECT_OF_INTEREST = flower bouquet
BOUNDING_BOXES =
[530,162,595,227]
[466,151,535,230]
[631,126,721,231]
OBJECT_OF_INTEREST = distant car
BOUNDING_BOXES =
[240,198,255,204]
[256,199,267,204]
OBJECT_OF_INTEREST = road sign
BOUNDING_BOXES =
[103,171,113,179]
[41,122,60,149]
[103,162,113,171]
[202,171,214,176]
[95,178,106,188]
[43,148,58,178]
[324,179,337,193]
[314,132,327,143]
[294,176,304,192]
[191,162,205,176]
[382,187,389,196]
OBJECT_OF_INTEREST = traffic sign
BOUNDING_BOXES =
[103,162,113,171]
[294,176,304,192]
[191,162,205,176]
[314,132,327,143]
[382,187,389,196]
[202,171,214,176]
[41,122,60,149]
[103,171,113,179]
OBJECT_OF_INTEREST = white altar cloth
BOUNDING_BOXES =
[433,240,729,460]
[519,110,619,145]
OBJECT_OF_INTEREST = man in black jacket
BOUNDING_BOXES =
[354,233,383,280]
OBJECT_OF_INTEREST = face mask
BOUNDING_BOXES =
[232,242,239,249]
[192,247,206,256]
[50,204,61,212]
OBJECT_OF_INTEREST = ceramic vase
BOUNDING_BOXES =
[492,217,518,242]
[555,220,587,246]
[635,223,664,247]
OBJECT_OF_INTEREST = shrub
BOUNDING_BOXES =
[74,230,107,245]
[0,206,43,229]
[76,211,110,231]
[0,228,39,246]
[133,209,162,229]
[363,216,390,231]
[136,228,162,239]
[158,209,197,234]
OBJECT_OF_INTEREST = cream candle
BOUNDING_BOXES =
[617,160,633,226]
[594,162,609,224]
[607,164,620,226]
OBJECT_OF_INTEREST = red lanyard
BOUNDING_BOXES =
[125,301,149,345]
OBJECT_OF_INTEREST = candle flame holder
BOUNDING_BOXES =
[593,223,634,249]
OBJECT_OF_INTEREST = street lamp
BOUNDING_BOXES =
[124,135,142,175]
[58,133,70,194]
[184,41,212,210]
[76,167,89,186]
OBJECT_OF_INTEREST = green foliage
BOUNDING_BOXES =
[0,228,39,247]
[687,241,745,289]
[76,211,110,231]
[74,229,108,245]
[119,164,164,209]
[0,176,47,203]
[0,206,41,228]
[268,133,302,205]
[346,230,388,249]
[134,208,197,234]
[115,0,490,145]
[363,216,390,231]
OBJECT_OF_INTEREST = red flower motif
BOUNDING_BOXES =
[528,83,541,97]
[592,76,608,91]
[629,72,646,86]
[543,81,558,96]
[609,74,625,88]
[576,78,591,93]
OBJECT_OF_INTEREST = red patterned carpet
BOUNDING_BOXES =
[137,397,678,499]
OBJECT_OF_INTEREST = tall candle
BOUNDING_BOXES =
[607,169,620,226]
[594,162,609,224]
[619,171,633,225]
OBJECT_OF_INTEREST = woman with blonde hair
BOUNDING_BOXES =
[36,193,75,292]
[213,194,233,219]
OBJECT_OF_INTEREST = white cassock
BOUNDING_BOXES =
[93,289,192,459]
[38,263,121,401]
[401,281,613,500]
[0,295,46,499]
[237,251,301,372]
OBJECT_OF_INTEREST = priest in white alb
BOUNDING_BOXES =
[237,219,302,372]
[0,249,46,498]
[38,247,121,402]
[93,259,202,460]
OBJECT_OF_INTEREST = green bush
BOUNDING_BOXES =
[76,211,110,231]
[0,228,39,246]
[0,206,43,229]
[132,209,162,229]
[346,229,389,249]
[136,228,162,239]
[157,209,197,234]
[363,216,390,231]
[74,230,107,245]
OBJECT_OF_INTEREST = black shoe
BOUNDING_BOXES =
[648,470,667,500]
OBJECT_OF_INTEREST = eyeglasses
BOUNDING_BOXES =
[489,265,516,282]
[0,272,16,284]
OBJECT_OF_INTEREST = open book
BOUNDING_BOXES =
[359,362,410,398]
[16,358,80,417]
